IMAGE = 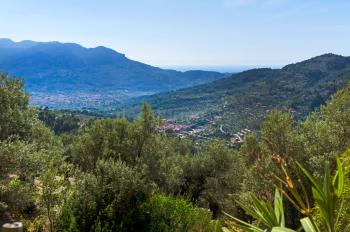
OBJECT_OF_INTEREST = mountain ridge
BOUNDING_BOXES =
[122,53,350,135]
[0,39,225,107]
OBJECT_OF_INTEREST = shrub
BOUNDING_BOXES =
[141,194,213,232]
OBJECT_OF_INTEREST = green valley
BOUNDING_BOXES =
[124,54,350,138]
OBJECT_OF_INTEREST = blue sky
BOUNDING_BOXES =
[0,0,349,66]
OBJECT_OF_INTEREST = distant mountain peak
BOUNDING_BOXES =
[0,38,14,43]
[0,38,128,57]
[0,38,17,47]
[282,53,349,71]
[0,38,225,102]
[316,53,343,58]
[305,53,345,62]
[0,38,39,49]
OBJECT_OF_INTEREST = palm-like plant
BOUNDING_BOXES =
[295,159,348,232]
[224,190,286,232]
[224,158,349,232]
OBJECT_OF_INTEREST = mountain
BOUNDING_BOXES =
[0,38,225,109]
[124,54,350,135]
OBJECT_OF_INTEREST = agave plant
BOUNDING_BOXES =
[224,158,349,232]
[295,158,349,232]
[223,190,290,232]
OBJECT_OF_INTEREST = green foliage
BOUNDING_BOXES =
[0,73,64,230]
[0,177,35,217]
[56,159,148,232]
[297,81,350,174]
[261,110,294,156]
[230,81,350,230]
[239,80,350,196]
[297,159,345,232]
[133,102,158,159]
[0,73,33,140]
[141,194,213,232]
[0,140,61,180]
[340,149,350,227]
[3,70,350,232]
[225,157,348,232]
[70,117,132,170]
[137,135,189,195]
[314,149,350,231]
[182,141,243,217]
[70,102,158,171]
[224,190,286,232]
[38,108,81,134]
[39,167,63,232]
[319,82,350,151]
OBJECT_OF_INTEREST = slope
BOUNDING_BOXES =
[124,54,350,135]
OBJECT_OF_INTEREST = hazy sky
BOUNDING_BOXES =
[0,0,349,66]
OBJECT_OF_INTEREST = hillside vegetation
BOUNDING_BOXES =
[1,71,350,231]
[126,54,350,135]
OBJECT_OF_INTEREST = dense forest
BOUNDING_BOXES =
[1,71,350,231]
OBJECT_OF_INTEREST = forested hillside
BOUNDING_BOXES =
[1,70,350,231]
[126,54,350,135]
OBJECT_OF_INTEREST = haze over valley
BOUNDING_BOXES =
[1,38,350,139]
[0,38,225,110]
